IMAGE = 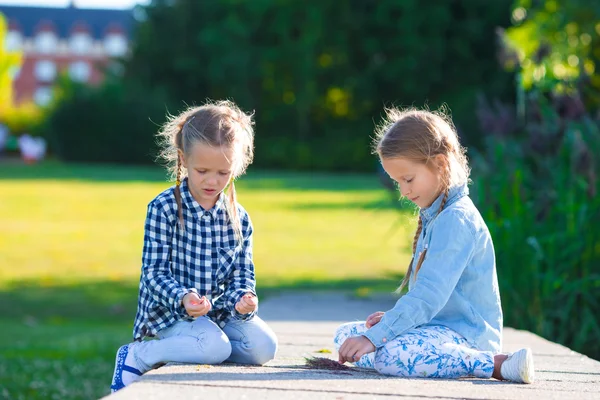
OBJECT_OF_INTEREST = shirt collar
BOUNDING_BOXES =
[420,183,469,222]
[180,177,225,221]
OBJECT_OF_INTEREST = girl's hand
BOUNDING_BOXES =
[235,293,258,314]
[338,336,376,364]
[365,311,385,328]
[183,293,212,318]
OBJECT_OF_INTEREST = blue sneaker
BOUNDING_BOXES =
[110,344,143,392]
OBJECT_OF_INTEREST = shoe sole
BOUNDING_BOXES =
[110,345,127,393]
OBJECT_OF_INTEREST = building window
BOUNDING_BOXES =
[34,87,53,106]
[69,61,91,82]
[35,31,58,54]
[5,30,23,51]
[104,34,127,57]
[69,33,93,55]
[34,60,57,82]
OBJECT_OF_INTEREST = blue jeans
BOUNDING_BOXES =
[133,316,277,372]
[334,322,494,379]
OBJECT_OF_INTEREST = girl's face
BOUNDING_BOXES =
[181,143,235,210]
[381,156,443,209]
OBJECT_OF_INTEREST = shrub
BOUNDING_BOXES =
[41,78,167,164]
[472,92,600,360]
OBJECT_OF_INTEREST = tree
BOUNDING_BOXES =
[473,0,600,361]
[500,0,600,108]
[0,12,21,108]
[126,0,513,170]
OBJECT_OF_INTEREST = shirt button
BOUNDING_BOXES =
[382,337,387,343]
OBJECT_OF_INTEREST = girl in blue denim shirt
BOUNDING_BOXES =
[335,107,534,383]
[110,100,277,392]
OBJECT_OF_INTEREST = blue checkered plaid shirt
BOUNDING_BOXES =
[132,178,257,340]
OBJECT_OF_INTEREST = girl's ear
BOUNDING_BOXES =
[178,149,187,169]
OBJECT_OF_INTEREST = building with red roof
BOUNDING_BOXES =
[0,2,134,105]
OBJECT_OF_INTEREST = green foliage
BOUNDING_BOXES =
[0,102,45,136]
[0,12,46,139]
[0,12,21,107]
[123,0,513,170]
[40,76,167,164]
[500,1,600,105]
[473,0,600,360]
[472,91,600,360]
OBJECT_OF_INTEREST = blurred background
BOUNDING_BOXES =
[0,0,599,398]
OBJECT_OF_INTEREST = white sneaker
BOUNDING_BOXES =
[500,348,534,383]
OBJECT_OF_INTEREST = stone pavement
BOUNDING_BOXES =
[104,292,600,400]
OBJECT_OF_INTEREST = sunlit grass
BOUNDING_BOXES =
[0,161,415,400]
[0,162,414,287]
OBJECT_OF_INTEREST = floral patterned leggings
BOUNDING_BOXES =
[334,322,495,379]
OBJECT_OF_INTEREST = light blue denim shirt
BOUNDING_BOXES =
[363,184,503,353]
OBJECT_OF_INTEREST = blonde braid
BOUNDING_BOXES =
[174,157,184,230]
[397,183,450,293]
[396,216,423,294]
[412,217,423,255]
[438,188,450,214]
[173,118,187,231]
[226,180,243,245]
[413,188,449,277]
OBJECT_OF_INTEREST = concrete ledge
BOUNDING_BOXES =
[104,293,600,400]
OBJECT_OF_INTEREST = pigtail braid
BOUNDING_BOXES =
[225,180,243,245]
[173,118,187,231]
[174,157,184,230]
[412,216,423,255]
[438,188,449,215]
[413,188,449,277]
[396,185,450,294]
[396,216,423,294]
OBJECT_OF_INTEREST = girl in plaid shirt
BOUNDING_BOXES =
[111,100,277,392]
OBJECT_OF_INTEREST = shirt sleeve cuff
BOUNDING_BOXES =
[363,322,396,348]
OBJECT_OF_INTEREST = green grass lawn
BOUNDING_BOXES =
[0,160,415,399]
